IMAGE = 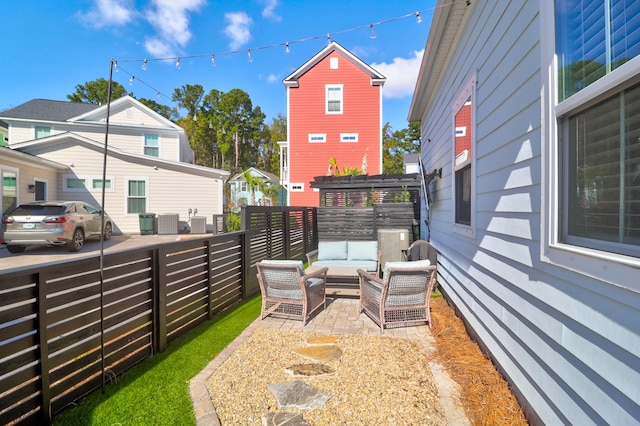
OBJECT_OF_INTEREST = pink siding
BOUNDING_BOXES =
[289,51,382,207]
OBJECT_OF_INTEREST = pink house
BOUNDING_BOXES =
[281,41,385,206]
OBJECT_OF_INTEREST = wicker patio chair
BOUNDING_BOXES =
[256,260,328,325]
[358,261,436,332]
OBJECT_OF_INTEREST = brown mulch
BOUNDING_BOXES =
[430,296,529,425]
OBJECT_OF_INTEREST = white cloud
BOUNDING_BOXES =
[259,0,281,22]
[224,12,253,50]
[144,0,206,57]
[266,74,279,83]
[372,49,424,99]
[78,0,136,28]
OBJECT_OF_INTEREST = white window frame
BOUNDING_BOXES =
[540,3,640,289]
[340,133,358,143]
[1,166,19,213]
[144,133,160,157]
[290,183,304,192]
[125,177,149,215]
[326,84,343,114]
[451,73,476,238]
[34,125,52,139]
[63,175,114,193]
[308,134,326,143]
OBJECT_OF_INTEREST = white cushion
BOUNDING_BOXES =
[317,241,348,260]
[382,259,431,279]
[347,241,378,261]
[261,259,304,276]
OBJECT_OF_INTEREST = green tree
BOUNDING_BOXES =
[262,114,286,175]
[382,122,421,174]
[172,84,204,119]
[67,78,129,104]
[138,98,178,121]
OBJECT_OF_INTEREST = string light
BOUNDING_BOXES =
[416,11,422,24]
[129,75,135,85]
[175,57,181,69]
[211,54,216,67]
[113,60,118,72]
[326,34,331,45]
[247,49,253,62]
[285,42,290,54]
[369,24,376,39]
[142,59,148,70]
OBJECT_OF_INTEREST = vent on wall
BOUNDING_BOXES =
[157,213,179,235]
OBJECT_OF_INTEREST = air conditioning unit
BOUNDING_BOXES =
[377,229,410,268]
[157,213,179,235]
[191,216,206,234]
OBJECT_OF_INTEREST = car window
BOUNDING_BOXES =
[10,205,66,216]
[84,205,98,214]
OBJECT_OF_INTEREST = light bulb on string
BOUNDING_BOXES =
[157,91,161,100]
[176,57,181,69]
[369,24,376,39]
[142,59,148,70]
[416,12,422,24]
[285,42,290,53]
[129,75,135,86]
[247,49,253,62]
[113,61,118,72]
[327,34,331,45]
[211,54,216,67]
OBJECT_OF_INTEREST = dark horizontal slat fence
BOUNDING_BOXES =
[0,206,316,425]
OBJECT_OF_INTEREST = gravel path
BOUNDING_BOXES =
[206,327,447,425]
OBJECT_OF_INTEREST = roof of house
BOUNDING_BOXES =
[229,167,279,183]
[0,99,99,122]
[283,41,386,88]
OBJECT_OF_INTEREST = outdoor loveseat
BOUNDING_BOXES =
[306,240,380,275]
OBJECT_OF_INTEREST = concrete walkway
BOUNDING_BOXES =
[190,297,470,425]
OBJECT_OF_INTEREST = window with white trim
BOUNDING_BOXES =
[326,84,343,114]
[144,134,159,157]
[35,126,51,139]
[556,1,640,256]
[340,133,358,143]
[452,75,475,230]
[127,179,147,214]
[63,175,114,192]
[308,134,326,143]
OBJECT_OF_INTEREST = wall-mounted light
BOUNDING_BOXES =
[153,166,158,170]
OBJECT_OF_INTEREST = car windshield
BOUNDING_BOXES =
[10,205,66,216]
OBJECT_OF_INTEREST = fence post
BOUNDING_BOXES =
[153,247,167,354]
[284,207,291,260]
[37,271,52,425]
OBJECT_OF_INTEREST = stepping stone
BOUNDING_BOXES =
[267,380,332,410]
[262,412,310,426]
[285,363,336,377]
[306,335,340,345]
[292,345,342,361]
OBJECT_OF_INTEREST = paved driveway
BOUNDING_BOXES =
[0,234,185,270]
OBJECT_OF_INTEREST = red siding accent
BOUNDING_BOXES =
[288,50,382,207]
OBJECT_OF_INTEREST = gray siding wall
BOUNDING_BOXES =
[419,2,639,424]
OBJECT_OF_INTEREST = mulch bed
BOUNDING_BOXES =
[430,297,529,425]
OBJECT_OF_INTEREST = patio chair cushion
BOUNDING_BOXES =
[317,241,348,260]
[347,241,378,261]
[261,259,305,276]
[382,259,431,279]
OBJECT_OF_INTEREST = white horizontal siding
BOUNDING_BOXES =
[419,1,640,424]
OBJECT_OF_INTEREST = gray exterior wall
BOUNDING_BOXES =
[413,1,639,424]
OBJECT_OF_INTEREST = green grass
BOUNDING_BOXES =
[53,296,261,426]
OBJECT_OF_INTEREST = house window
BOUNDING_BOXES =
[340,133,358,143]
[92,178,113,190]
[127,179,147,214]
[144,134,159,157]
[35,126,51,139]
[63,175,113,192]
[555,1,640,257]
[239,181,248,192]
[452,75,475,230]
[65,178,86,190]
[326,85,343,114]
[2,169,17,215]
[308,134,326,143]
[556,0,640,102]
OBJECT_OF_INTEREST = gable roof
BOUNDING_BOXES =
[229,167,279,183]
[0,146,68,170]
[283,41,386,88]
[0,99,99,122]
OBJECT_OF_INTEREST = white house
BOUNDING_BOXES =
[227,167,283,211]
[409,1,640,424]
[1,96,229,234]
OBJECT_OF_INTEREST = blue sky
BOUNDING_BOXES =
[0,0,435,131]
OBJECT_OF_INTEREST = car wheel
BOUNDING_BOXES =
[7,245,26,254]
[103,222,113,241]
[68,228,85,252]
